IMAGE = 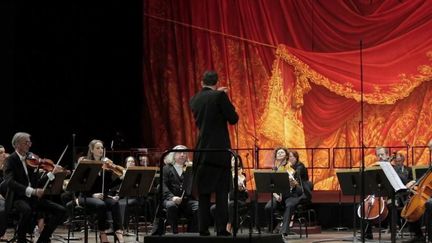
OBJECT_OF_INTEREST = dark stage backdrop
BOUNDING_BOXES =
[0,1,146,169]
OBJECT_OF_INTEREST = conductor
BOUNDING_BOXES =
[189,70,239,236]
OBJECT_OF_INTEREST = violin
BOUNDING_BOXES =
[26,152,55,172]
[102,158,125,177]
[26,152,71,174]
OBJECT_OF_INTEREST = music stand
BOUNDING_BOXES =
[66,160,102,243]
[313,168,366,243]
[118,166,157,242]
[254,169,291,233]
[412,165,429,181]
[44,171,68,195]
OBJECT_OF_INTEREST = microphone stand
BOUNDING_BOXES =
[253,136,261,234]
[333,189,348,231]
[359,39,366,243]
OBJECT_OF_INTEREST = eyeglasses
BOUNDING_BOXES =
[23,141,32,145]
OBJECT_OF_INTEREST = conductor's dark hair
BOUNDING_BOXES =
[202,70,218,86]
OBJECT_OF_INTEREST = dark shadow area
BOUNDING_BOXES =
[0,1,147,168]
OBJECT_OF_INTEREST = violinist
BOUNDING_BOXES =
[264,148,309,239]
[162,145,198,234]
[0,145,9,241]
[3,132,66,243]
[77,139,125,243]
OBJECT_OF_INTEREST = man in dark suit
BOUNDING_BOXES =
[189,70,239,236]
[162,145,198,234]
[4,132,66,243]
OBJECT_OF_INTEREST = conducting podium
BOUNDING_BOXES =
[65,160,102,243]
[254,169,291,233]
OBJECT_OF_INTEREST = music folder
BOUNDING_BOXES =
[336,168,363,196]
[412,165,429,181]
[66,159,102,193]
[118,166,157,198]
[44,171,68,195]
[253,169,291,193]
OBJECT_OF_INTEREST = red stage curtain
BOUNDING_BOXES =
[144,0,432,190]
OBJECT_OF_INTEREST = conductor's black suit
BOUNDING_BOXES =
[190,86,238,235]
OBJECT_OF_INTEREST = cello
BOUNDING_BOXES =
[357,195,389,223]
[401,167,432,222]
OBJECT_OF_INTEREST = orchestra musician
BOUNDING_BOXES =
[360,146,391,240]
[264,148,309,239]
[361,147,418,241]
[77,139,125,243]
[118,156,155,229]
[3,132,66,243]
[401,140,432,243]
[162,145,198,234]
[0,145,9,241]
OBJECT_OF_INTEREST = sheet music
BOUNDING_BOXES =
[378,162,407,192]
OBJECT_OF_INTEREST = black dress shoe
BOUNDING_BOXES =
[357,234,373,241]
[402,235,426,243]
[217,230,231,236]
[199,230,210,236]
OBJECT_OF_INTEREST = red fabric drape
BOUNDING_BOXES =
[144,0,432,190]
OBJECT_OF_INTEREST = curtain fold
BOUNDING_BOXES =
[144,0,432,190]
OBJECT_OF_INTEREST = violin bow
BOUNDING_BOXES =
[42,144,69,190]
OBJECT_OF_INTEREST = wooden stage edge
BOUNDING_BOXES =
[144,233,285,243]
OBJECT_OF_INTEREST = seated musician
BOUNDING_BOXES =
[162,145,198,234]
[118,156,155,229]
[401,140,432,243]
[264,147,309,239]
[0,145,8,241]
[211,156,249,233]
[361,146,391,240]
[3,132,66,243]
[77,139,125,243]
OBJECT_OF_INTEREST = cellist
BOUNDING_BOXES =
[401,140,432,243]
[360,146,393,240]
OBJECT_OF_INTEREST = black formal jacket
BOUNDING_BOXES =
[162,164,194,202]
[189,87,239,193]
[282,161,311,200]
[4,152,42,201]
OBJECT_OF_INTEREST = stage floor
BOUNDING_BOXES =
[0,227,416,243]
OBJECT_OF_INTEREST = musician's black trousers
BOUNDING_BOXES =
[14,198,65,243]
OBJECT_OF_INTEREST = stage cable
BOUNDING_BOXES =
[144,13,277,49]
